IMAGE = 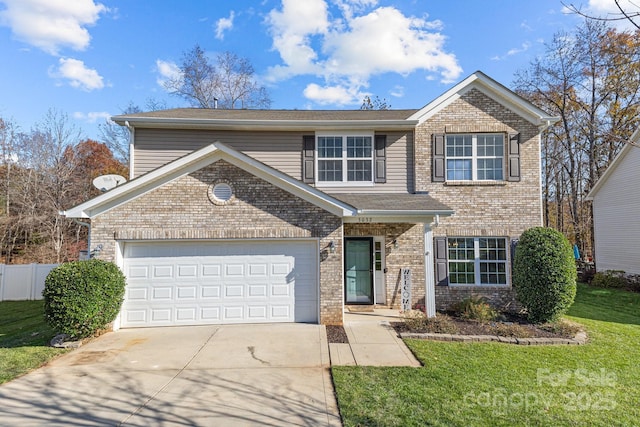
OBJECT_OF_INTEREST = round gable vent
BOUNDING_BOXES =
[208,181,235,205]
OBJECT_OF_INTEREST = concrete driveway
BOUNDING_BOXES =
[0,324,341,426]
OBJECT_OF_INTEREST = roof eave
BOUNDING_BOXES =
[343,209,454,223]
[112,117,418,131]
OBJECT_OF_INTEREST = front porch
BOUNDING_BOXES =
[344,223,426,310]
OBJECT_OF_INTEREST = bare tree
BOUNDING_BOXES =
[99,102,141,164]
[360,95,391,110]
[514,20,640,255]
[32,110,83,263]
[164,45,271,109]
[564,1,640,30]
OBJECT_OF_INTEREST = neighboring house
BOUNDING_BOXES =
[586,130,640,275]
[63,71,557,328]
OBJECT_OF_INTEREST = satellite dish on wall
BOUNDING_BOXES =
[93,174,127,192]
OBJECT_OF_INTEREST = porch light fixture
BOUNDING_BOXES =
[393,239,399,249]
[328,241,336,253]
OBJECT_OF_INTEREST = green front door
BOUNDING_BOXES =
[345,238,373,304]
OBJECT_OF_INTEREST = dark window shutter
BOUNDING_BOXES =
[434,237,448,286]
[302,135,315,183]
[432,134,445,182]
[507,133,520,182]
[510,238,519,276]
[374,134,386,183]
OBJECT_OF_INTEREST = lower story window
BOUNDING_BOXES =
[448,237,507,285]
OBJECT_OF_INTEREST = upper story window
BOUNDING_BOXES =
[317,135,373,184]
[445,134,504,181]
[432,132,520,183]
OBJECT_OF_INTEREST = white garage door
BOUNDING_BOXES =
[121,240,318,327]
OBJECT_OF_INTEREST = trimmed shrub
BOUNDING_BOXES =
[43,259,126,339]
[591,270,627,289]
[513,227,577,323]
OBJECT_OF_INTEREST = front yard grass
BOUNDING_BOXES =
[0,300,68,384]
[332,283,640,426]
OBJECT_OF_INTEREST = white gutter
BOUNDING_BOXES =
[112,117,417,131]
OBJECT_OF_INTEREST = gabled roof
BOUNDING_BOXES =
[112,71,557,132]
[112,109,418,131]
[63,142,357,219]
[586,128,640,200]
[408,71,559,128]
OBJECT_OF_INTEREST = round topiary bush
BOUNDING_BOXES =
[43,259,126,339]
[513,227,577,323]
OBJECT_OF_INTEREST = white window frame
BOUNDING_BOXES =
[445,133,504,181]
[315,131,375,186]
[447,237,509,286]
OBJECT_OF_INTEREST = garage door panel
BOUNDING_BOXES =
[201,306,221,320]
[177,264,197,278]
[177,286,197,299]
[201,286,221,298]
[202,264,221,277]
[121,240,318,327]
[248,284,267,297]
[128,266,149,279]
[152,287,172,300]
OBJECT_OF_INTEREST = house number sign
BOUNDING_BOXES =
[401,268,411,312]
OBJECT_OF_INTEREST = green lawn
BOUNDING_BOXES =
[0,300,68,384]
[333,284,640,426]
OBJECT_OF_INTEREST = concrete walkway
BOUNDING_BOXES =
[329,309,421,367]
[0,324,341,426]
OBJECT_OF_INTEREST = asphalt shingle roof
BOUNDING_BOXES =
[330,193,452,213]
[114,108,418,122]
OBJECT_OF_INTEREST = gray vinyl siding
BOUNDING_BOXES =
[592,146,640,274]
[133,128,414,193]
[133,129,303,179]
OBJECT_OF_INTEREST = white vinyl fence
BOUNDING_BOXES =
[0,264,59,301]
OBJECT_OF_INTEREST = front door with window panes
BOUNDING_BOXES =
[345,238,374,304]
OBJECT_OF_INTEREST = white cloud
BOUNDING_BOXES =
[265,0,329,80]
[155,59,182,87]
[303,83,364,105]
[265,1,462,105]
[215,11,235,40]
[491,42,531,61]
[0,0,107,55]
[390,85,404,98]
[73,111,111,123]
[50,58,104,91]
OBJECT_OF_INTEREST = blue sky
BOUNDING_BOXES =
[0,0,633,141]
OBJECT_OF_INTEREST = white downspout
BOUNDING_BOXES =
[73,219,91,259]
[125,121,135,180]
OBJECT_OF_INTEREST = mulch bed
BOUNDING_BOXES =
[326,325,349,343]
[392,312,581,339]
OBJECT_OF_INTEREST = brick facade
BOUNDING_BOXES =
[91,160,344,325]
[413,88,542,310]
[84,80,546,322]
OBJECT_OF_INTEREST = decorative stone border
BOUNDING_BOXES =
[400,331,588,345]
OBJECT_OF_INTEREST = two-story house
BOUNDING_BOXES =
[63,71,557,328]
